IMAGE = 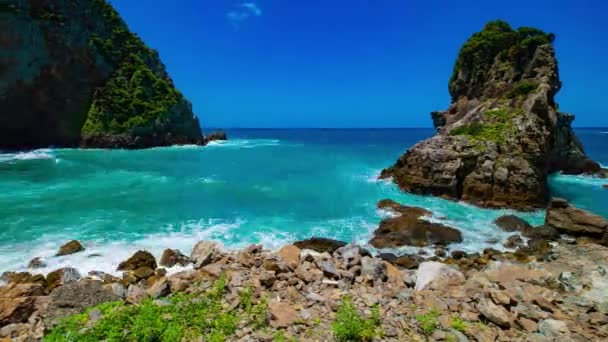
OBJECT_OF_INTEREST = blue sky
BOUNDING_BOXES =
[112,0,608,128]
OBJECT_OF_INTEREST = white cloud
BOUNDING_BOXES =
[227,2,262,28]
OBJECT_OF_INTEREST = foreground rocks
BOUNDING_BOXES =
[380,20,603,210]
[2,235,608,341]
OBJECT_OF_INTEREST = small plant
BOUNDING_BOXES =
[415,308,441,336]
[331,297,381,341]
[506,80,538,98]
[450,317,467,332]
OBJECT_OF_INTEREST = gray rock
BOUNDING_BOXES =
[316,260,339,279]
[44,279,120,328]
[360,256,387,281]
[190,241,218,269]
[477,297,514,328]
[415,262,464,291]
[147,278,170,299]
[538,319,571,339]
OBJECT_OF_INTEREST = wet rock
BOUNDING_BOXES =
[494,215,533,233]
[377,199,432,216]
[56,240,85,256]
[393,254,424,269]
[293,237,347,253]
[27,257,46,269]
[205,131,227,142]
[117,250,157,271]
[526,225,560,240]
[504,235,525,249]
[450,250,467,259]
[415,262,464,291]
[370,211,462,248]
[44,279,120,327]
[132,267,154,280]
[546,198,608,241]
[190,241,219,269]
[46,267,81,290]
[159,249,190,268]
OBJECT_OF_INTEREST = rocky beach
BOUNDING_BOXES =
[2,198,608,341]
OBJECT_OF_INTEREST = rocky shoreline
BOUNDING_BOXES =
[2,198,607,341]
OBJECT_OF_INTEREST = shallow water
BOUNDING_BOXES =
[1,128,606,275]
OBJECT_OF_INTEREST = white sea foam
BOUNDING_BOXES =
[0,219,244,277]
[550,173,607,187]
[0,149,56,163]
[205,139,281,149]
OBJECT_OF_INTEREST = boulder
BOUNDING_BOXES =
[46,268,81,290]
[116,250,157,271]
[360,257,387,281]
[56,240,85,256]
[190,241,219,269]
[370,210,462,248]
[205,131,227,142]
[159,249,190,268]
[494,215,533,233]
[293,237,347,253]
[546,198,608,240]
[44,279,120,327]
[278,244,301,269]
[415,262,464,291]
[27,257,46,269]
[268,302,297,328]
[147,278,170,299]
[377,199,431,217]
[0,297,38,326]
[477,297,514,328]
[538,319,571,339]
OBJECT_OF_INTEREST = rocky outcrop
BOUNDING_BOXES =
[381,20,603,210]
[370,200,462,248]
[0,0,204,149]
[545,198,608,243]
[55,240,84,256]
[293,238,347,253]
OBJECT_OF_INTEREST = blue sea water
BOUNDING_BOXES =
[0,128,606,275]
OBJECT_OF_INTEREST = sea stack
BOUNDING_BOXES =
[381,20,604,210]
[0,0,204,149]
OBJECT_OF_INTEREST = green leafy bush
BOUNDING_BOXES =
[44,276,246,342]
[415,309,441,336]
[331,297,381,341]
[506,80,538,98]
[450,317,467,332]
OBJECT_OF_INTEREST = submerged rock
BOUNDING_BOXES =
[494,215,532,233]
[27,258,46,269]
[56,240,84,256]
[293,237,347,253]
[380,20,603,210]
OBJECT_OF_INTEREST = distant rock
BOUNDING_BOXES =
[293,237,347,253]
[377,199,431,217]
[116,251,157,272]
[380,20,603,210]
[56,240,84,256]
[546,198,608,242]
[205,131,228,143]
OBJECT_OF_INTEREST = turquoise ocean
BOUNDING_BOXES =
[1,128,607,276]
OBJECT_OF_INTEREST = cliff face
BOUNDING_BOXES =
[381,20,604,210]
[0,0,203,149]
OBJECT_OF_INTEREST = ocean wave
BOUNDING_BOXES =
[549,173,607,187]
[0,149,56,163]
[205,139,281,149]
[0,219,245,277]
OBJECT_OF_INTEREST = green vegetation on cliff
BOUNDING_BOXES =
[449,20,554,100]
[81,0,194,138]
[449,106,524,145]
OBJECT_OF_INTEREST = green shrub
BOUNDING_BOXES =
[506,80,538,98]
[331,297,381,341]
[450,317,467,332]
[44,277,241,342]
[415,309,441,336]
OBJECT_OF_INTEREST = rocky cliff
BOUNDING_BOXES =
[381,20,604,210]
[0,0,204,149]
